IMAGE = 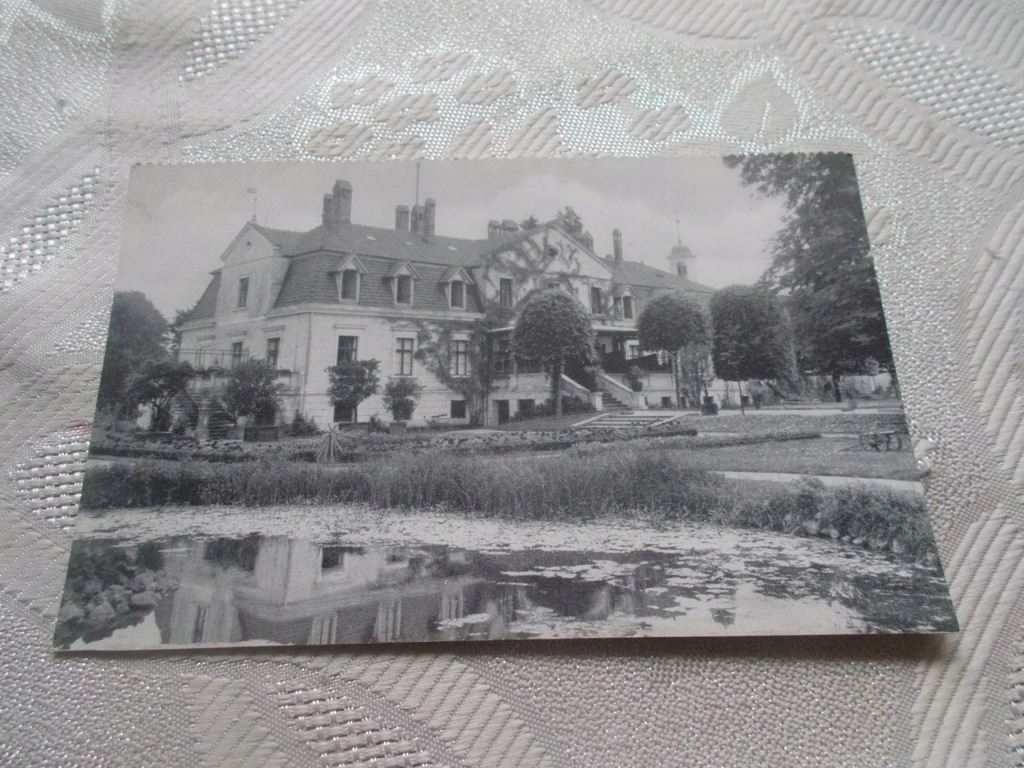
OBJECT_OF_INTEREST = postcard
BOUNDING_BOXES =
[55,155,957,650]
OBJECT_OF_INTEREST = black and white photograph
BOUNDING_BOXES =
[54,155,958,651]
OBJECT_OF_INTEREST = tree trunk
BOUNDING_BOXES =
[553,358,563,420]
[739,380,746,415]
[671,350,680,408]
[831,371,842,403]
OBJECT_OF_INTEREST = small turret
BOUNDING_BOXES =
[668,243,696,279]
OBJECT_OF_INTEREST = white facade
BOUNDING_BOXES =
[177,181,716,428]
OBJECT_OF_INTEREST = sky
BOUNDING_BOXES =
[119,157,794,318]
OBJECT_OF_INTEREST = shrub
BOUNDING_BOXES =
[287,411,322,437]
[368,415,390,434]
[327,360,380,418]
[383,377,422,421]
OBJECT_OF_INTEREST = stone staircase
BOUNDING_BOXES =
[573,410,681,429]
[599,389,630,412]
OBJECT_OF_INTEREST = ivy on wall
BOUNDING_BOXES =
[413,309,505,424]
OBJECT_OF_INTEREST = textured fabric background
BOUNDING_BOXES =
[1,1,1022,765]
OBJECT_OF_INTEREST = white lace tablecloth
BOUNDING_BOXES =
[2,1,1022,765]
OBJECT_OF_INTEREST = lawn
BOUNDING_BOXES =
[622,436,919,480]
[685,411,909,436]
[493,413,601,432]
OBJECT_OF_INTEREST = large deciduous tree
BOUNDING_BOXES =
[512,288,596,419]
[636,293,710,408]
[224,359,280,425]
[96,291,170,416]
[710,285,793,414]
[723,153,892,400]
[129,360,195,432]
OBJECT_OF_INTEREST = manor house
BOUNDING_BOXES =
[176,179,715,427]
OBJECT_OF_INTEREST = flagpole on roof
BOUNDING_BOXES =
[415,162,420,207]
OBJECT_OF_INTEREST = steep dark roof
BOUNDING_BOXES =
[274,252,483,313]
[610,259,715,295]
[251,222,488,268]
[184,271,221,321]
[209,218,709,316]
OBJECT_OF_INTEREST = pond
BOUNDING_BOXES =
[54,506,957,650]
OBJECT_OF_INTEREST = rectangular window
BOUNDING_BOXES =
[451,339,469,376]
[396,274,413,305]
[499,278,514,309]
[613,296,623,317]
[340,270,359,301]
[336,336,358,365]
[590,286,602,314]
[622,295,634,320]
[450,280,465,309]
[450,400,467,419]
[517,399,536,418]
[265,337,280,368]
[230,341,244,367]
[492,335,512,375]
[396,337,414,376]
[237,277,249,308]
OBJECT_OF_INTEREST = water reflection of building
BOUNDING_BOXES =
[155,536,520,646]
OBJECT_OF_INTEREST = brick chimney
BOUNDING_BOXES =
[612,229,623,267]
[322,180,352,229]
[424,198,436,237]
[488,219,518,240]
[395,205,410,231]
[411,204,425,235]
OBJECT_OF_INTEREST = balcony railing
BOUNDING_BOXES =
[179,348,251,369]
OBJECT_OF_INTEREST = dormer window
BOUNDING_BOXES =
[340,270,359,300]
[396,275,413,304]
[450,280,465,309]
[613,286,637,320]
[440,266,474,311]
[388,262,420,306]
[333,255,367,303]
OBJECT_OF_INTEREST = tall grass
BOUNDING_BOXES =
[81,448,937,561]
[81,451,719,520]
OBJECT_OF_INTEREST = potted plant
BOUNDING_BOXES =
[383,377,422,429]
